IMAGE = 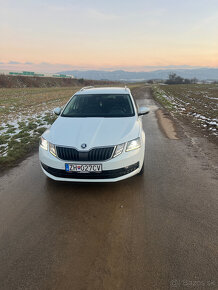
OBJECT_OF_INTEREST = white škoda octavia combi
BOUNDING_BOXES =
[39,87,149,182]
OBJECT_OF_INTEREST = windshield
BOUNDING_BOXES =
[61,94,135,118]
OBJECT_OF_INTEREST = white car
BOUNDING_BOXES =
[39,87,149,182]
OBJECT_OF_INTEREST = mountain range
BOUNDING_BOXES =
[58,68,218,81]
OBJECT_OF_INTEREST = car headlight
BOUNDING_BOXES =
[126,137,141,152]
[113,143,125,158]
[49,143,57,157]
[40,137,48,150]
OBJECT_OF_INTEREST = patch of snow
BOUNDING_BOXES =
[0,109,55,157]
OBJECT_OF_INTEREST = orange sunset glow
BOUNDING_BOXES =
[1,0,218,72]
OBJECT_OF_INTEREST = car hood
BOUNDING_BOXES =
[44,116,140,150]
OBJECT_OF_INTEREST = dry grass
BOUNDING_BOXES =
[0,87,82,123]
[153,84,218,139]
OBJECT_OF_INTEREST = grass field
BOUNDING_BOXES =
[153,84,218,139]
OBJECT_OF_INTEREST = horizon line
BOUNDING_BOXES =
[1,63,218,74]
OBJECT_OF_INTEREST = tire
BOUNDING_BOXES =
[138,162,144,175]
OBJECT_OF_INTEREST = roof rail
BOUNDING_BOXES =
[80,86,94,91]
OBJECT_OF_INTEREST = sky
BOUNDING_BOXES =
[0,0,218,72]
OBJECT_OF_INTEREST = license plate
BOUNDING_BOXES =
[65,163,102,173]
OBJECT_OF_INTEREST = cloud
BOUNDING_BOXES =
[0,61,215,74]
[0,61,78,73]
[41,2,118,23]
[86,8,118,21]
[191,11,218,33]
[40,62,50,65]
[8,61,21,64]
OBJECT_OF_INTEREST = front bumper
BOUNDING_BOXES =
[41,162,139,182]
[39,144,144,182]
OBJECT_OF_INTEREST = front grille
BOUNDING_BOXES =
[41,162,139,179]
[56,146,115,162]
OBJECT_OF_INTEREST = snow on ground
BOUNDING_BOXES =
[154,87,218,137]
[0,109,55,157]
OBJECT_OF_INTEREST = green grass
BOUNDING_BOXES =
[0,113,56,168]
[0,134,11,145]
[152,86,175,110]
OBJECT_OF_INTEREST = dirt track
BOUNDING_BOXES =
[0,87,217,289]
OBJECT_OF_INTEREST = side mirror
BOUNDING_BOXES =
[138,106,150,116]
[53,107,61,116]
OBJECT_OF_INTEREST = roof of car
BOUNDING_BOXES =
[76,87,131,95]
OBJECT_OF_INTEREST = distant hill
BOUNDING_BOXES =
[58,68,218,81]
